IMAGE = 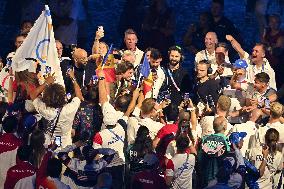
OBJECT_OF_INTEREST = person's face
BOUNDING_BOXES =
[169,50,181,66]
[215,47,226,65]
[146,50,151,61]
[21,22,32,34]
[150,58,162,69]
[99,42,108,56]
[253,79,267,92]
[15,36,25,49]
[75,52,88,66]
[56,42,63,58]
[269,16,280,31]
[251,45,265,64]
[211,2,223,17]
[205,33,217,50]
[122,69,134,81]
[124,34,137,50]
[232,68,246,80]
[196,64,208,79]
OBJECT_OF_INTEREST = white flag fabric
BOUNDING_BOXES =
[12,5,64,86]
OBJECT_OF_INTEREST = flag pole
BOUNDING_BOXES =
[101,43,113,70]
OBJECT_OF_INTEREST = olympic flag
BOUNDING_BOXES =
[12,5,64,85]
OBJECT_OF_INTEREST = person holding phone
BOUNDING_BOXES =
[247,128,284,189]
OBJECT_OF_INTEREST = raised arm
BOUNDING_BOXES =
[97,70,108,105]
[30,75,55,100]
[124,89,140,117]
[226,35,246,59]
[68,70,84,101]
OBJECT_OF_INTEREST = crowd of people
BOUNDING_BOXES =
[0,0,284,189]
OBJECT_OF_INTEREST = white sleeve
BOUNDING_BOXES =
[243,52,250,64]
[33,97,57,120]
[127,118,138,145]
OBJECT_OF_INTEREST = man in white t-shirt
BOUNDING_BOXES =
[200,95,233,137]
[93,70,139,189]
[165,135,196,189]
[226,35,276,90]
[127,98,164,144]
[231,110,259,155]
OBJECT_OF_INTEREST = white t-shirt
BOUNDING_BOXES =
[231,121,257,155]
[243,52,277,90]
[248,147,284,189]
[145,66,165,99]
[33,97,81,148]
[166,153,196,189]
[93,124,125,167]
[127,115,164,144]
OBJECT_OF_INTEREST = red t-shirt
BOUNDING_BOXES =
[4,160,36,189]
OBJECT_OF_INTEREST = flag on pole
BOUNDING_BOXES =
[12,5,64,86]
[139,55,152,95]
[140,54,150,78]
[96,44,116,83]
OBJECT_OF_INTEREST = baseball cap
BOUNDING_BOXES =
[143,153,159,167]
[229,132,247,144]
[233,59,248,69]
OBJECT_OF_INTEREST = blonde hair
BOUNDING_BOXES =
[217,95,231,112]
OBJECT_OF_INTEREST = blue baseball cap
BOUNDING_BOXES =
[233,59,248,69]
[229,132,247,144]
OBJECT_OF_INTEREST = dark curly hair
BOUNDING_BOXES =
[42,83,66,109]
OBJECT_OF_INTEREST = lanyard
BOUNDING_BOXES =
[167,69,180,92]
[108,128,124,143]
[253,63,265,73]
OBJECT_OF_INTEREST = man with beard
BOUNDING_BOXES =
[63,48,96,94]
[226,35,277,90]
[161,46,192,105]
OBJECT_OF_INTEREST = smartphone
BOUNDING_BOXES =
[92,75,98,85]
[164,93,170,100]
[264,98,270,109]
[131,79,138,88]
[45,66,51,74]
[66,93,72,101]
[66,65,72,75]
[54,136,61,147]
[98,26,104,32]
[184,93,190,101]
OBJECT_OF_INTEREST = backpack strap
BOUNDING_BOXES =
[117,119,128,155]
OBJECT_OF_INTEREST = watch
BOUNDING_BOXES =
[99,77,105,80]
